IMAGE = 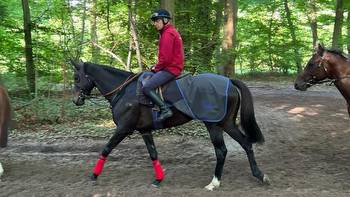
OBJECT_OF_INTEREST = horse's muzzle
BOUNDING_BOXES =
[294,82,309,91]
[72,95,85,106]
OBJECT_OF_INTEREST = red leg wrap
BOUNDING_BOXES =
[152,160,164,181]
[93,155,106,176]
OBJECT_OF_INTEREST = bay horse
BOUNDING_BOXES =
[71,61,269,190]
[0,84,11,148]
[294,44,350,117]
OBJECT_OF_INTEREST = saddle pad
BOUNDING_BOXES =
[137,72,231,123]
[171,73,230,122]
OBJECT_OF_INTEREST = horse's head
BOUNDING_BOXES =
[71,61,95,106]
[294,44,329,91]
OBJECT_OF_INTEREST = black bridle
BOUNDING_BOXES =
[75,70,141,107]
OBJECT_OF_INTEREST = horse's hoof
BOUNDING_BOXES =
[90,173,98,181]
[204,177,220,191]
[151,180,162,188]
[262,174,270,185]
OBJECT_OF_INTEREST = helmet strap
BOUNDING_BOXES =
[163,18,169,24]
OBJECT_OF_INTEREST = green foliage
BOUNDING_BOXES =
[1,0,347,81]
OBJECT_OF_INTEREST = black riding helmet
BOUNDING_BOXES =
[150,9,171,24]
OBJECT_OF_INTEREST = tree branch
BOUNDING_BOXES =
[91,41,127,67]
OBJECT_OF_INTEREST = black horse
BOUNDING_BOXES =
[295,44,350,117]
[71,61,269,190]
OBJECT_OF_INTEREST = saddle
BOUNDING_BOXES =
[136,72,191,106]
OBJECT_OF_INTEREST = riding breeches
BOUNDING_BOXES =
[142,70,175,95]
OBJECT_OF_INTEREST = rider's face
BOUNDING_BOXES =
[153,18,164,31]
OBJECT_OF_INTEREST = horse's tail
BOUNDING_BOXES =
[231,79,264,144]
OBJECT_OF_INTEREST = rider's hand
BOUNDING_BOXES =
[150,65,156,72]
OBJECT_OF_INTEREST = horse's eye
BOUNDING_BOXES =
[74,75,80,82]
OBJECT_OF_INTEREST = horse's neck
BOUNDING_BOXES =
[335,80,350,104]
[85,65,130,97]
[328,58,350,78]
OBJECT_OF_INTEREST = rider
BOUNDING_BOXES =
[142,9,185,121]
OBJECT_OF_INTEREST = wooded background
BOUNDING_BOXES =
[0,0,349,95]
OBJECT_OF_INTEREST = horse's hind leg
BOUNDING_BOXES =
[204,122,227,191]
[224,122,269,184]
[142,132,164,187]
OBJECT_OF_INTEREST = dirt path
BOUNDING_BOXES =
[1,82,349,196]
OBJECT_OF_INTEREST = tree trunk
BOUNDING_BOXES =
[220,0,238,77]
[284,0,302,73]
[197,2,211,71]
[128,0,144,71]
[21,0,35,94]
[347,10,350,54]
[77,0,87,59]
[161,0,175,25]
[267,5,276,71]
[307,0,318,48]
[91,0,99,62]
[332,0,344,50]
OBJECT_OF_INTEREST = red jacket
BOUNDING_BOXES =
[153,24,184,76]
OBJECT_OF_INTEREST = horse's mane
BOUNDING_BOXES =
[325,49,348,60]
[84,62,134,77]
[81,62,135,90]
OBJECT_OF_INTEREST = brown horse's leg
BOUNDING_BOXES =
[0,87,10,148]
[0,123,8,148]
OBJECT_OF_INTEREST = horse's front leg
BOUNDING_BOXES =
[142,132,164,187]
[91,126,133,181]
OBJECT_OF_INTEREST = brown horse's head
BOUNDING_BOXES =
[294,44,330,91]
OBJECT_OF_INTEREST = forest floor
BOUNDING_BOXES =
[0,80,349,197]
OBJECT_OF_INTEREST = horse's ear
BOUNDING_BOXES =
[70,59,83,71]
[316,43,325,56]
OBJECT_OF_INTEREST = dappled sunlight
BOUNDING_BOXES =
[343,129,350,134]
[95,120,115,129]
[311,104,324,107]
[288,114,304,121]
[274,104,290,110]
[288,107,305,114]
[330,128,350,138]
[330,113,347,117]
[288,107,319,116]
[331,132,337,138]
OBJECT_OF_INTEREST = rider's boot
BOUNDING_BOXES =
[146,90,173,121]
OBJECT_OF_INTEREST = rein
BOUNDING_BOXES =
[102,72,142,97]
[79,71,142,107]
[309,76,350,85]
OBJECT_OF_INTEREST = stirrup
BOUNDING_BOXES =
[158,109,173,121]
